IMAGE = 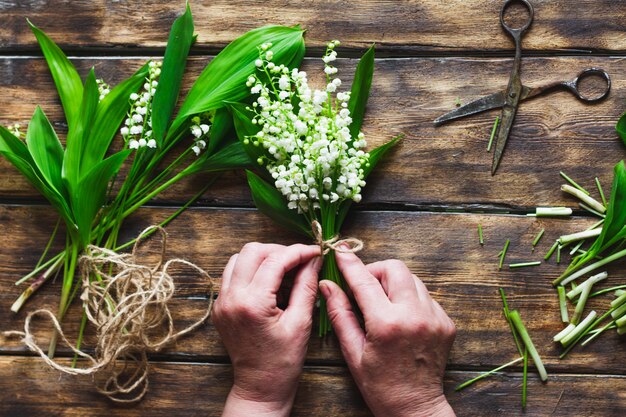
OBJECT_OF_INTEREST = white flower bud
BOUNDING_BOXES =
[147,139,157,148]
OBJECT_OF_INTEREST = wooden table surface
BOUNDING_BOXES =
[1,1,626,415]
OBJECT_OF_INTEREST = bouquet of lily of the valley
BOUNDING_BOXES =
[0,3,306,355]
[231,41,400,335]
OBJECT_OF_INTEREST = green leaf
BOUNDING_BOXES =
[363,134,402,179]
[63,69,99,188]
[25,106,66,197]
[0,127,73,225]
[72,151,130,245]
[617,113,626,146]
[28,20,83,132]
[207,107,234,154]
[182,141,251,176]
[246,170,311,237]
[82,63,150,169]
[348,45,375,140]
[151,3,195,146]
[169,25,305,140]
[0,125,34,162]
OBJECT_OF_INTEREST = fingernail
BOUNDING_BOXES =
[319,281,331,298]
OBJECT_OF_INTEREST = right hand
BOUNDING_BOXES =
[319,251,456,417]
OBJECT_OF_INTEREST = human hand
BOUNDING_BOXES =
[213,243,322,417]
[320,252,456,417]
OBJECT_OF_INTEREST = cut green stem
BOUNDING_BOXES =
[478,224,484,245]
[544,240,559,261]
[455,357,523,391]
[508,309,548,381]
[561,184,606,214]
[532,229,545,247]
[487,116,500,152]
[595,177,607,207]
[558,286,569,323]
[499,240,510,271]
[509,261,541,268]
[560,171,589,196]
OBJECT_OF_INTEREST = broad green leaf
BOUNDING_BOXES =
[169,25,305,140]
[348,45,375,140]
[63,69,99,187]
[82,63,150,169]
[28,20,83,132]
[25,107,66,197]
[0,148,73,226]
[152,3,194,146]
[247,170,311,237]
[72,150,130,245]
[363,135,402,179]
[337,135,402,226]
[0,125,34,162]
[182,141,251,176]
[207,107,234,154]
[585,160,626,256]
[616,113,626,146]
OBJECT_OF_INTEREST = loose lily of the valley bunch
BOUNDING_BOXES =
[0,3,305,357]
[231,41,400,335]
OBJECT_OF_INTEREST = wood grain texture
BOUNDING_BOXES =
[0,56,624,209]
[0,357,624,416]
[1,1,625,54]
[1,205,625,373]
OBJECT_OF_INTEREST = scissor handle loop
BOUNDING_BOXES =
[500,0,534,36]
[567,68,611,103]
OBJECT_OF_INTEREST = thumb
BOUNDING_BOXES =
[319,280,364,365]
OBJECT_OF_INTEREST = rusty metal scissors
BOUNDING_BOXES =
[434,0,611,175]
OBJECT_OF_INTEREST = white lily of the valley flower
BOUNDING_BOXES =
[247,41,369,214]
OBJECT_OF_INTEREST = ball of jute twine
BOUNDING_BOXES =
[311,220,364,255]
[2,226,216,403]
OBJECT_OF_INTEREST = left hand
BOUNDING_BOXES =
[213,242,322,417]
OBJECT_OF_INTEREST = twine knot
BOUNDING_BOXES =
[2,226,215,403]
[311,220,364,255]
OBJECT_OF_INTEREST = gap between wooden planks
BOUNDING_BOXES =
[1,0,625,54]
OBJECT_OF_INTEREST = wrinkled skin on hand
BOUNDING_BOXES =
[320,251,457,417]
[213,243,321,417]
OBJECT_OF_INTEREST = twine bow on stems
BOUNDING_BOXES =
[2,226,216,403]
[311,220,364,255]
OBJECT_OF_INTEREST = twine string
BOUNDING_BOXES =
[311,220,364,255]
[2,226,215,403]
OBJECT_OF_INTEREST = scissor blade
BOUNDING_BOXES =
[433,91,506,125]
[491,104,519,175]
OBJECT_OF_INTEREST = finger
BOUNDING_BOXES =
[319,280,365,365]
[230,242,286,289]
[252,244,321,293]
[411,274,433,303]
[284,256,323,322]
[219,254,238,294]
[365,260,419,304]
[335,250,389,313]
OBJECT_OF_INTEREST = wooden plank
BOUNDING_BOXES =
[0,357,624,416]
[0,56,624,208]
[1,1,625,53]
[1,205,625,373]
